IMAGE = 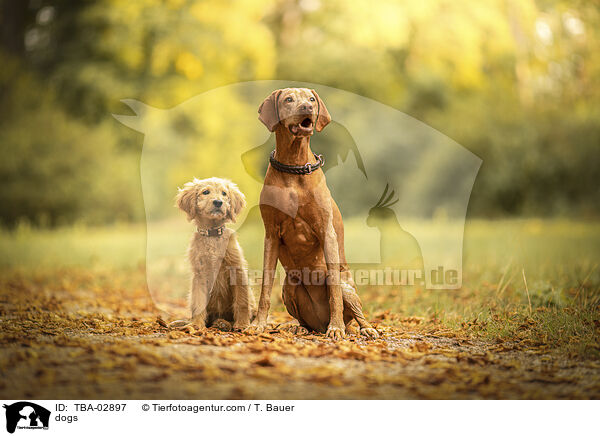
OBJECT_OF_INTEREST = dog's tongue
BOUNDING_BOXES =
[290,123,313,136]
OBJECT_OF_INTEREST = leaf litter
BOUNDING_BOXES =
[0,268,599,399]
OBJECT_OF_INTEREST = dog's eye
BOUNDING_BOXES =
[285,97,293,103]
[222,191,227,196]
[309,97,315,102]
[202,190,209,195]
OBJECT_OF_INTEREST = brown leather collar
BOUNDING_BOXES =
[269,150,324,175]
[197,226,225,237]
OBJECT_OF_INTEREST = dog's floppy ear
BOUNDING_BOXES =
[226,181,246,223]
[311,89,331,132]
[176,182,198,221]
[258,89,282,132]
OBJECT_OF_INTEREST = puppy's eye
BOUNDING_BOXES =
[309,97,315,102]
[285,97,293,103]
[222,191,227,196]
[202,190,210,195]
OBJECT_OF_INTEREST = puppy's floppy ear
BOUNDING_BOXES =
[311,89,331,132]
[175,182,198,221]
[258,89,282,132]
[226,181,246,223]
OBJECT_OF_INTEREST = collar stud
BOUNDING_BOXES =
[197,226,225,237]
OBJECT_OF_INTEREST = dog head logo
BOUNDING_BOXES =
[113,81,481,313]
[3,402,50,434]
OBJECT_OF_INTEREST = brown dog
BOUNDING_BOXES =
[247,88,378,340]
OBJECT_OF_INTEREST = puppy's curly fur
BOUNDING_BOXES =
[173,177,256,331]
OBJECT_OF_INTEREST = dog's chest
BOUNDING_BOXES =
[189,234,231,281]
[262,174,332,254]
[279,215,320,256]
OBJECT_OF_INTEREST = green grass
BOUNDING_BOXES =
[0,222,146,270]
[1,218,599,357]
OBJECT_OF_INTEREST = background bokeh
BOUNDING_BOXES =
[1,0,599,228]
[1,3,599,397]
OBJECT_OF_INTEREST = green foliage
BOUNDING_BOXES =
[0,0,599,225]
[0,55,143,226]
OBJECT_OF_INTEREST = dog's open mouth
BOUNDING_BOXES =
[289,117,314,136]
[210,209,225,216]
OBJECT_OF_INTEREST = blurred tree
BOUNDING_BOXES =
[1,0,26,56]
[0,0,278,225]
[0,53,141,226]
[267,0,600,217]
[0,0,599,225]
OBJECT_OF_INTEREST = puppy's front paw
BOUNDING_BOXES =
[360,327,379,339]
[191,316,206,331]
[325,325,345,341]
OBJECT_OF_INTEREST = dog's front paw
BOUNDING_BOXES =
[360,327,379,339]
[190,316,206,331]
[325,325,345,341]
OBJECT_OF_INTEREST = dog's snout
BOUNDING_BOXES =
[213,199,223,208]
[300,104,313,113]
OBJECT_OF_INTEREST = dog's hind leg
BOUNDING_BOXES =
[281,282,326,334]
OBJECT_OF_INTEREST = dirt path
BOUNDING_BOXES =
[1,272,599,399]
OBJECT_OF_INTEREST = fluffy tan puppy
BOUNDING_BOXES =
[171,177,255,331]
